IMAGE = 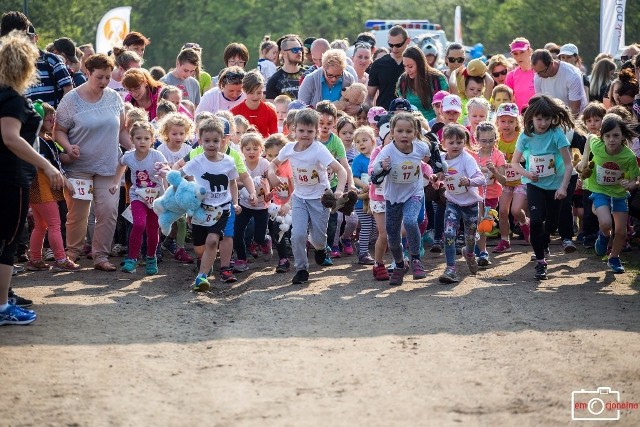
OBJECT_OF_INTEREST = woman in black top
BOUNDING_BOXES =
[0,31,67,325]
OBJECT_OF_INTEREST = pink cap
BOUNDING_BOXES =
[367,106,387,124]
[510,40,530,53]
[432,90,450,105]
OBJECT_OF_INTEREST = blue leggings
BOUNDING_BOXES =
[444,202,478,266]
[386,196,424,262]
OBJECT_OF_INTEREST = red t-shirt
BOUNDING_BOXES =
[230,101,278,137]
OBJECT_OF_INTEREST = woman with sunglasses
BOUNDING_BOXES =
[443,43,465,81]
[298,49,356,110]
[196,67,247,115]
[352,42,373,85]
[122,68,164,120]
[487,54,511,86]
[396,46,448,121]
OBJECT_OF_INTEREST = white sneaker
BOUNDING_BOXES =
[43,248,55,261]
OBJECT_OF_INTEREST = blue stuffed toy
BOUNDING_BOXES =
[153,170,208,235]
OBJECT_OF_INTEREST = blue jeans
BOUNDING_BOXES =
[444,202,478,266]
[386,196,424,263]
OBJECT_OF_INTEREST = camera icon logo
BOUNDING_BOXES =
[572,387,621,421]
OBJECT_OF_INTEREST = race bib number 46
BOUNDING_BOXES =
[528,154,555,178]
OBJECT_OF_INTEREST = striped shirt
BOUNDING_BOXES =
[26,51,73,108]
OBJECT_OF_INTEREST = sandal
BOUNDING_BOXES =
[94,261,117,271]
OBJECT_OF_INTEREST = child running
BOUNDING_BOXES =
[112,121,167,275]
[511,95,573,280]
[268,109,347,285]
[581,114,639,273]
[376,112,431,286]
[438,124,485,283]
[351,126,377,265]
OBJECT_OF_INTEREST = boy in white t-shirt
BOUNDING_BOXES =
[179,118,256,291]
[268,109,347,284]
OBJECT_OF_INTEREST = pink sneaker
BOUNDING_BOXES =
[341,239,354,255]
[520,221,531,243]
[492,239,511,253]
[174,248,194,264]
[329,246,341,258]
[260,236,273,261]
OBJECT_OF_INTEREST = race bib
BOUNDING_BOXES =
[444,173,467,195]
[505,164,521,182]
[528,153,555,178]
[121,205,133,223]
[360,173,370,185]
[374,184,384,196]
[135,187,160,209]
[69,178,93,200]
[390,161,421,184]
[595,164,623,186]
[294,165,319,186]
[192,204,225,227]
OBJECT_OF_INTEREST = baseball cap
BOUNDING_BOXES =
[389,98,412,113]
[442,95,462,113]
[367,106,387,124]
[432,90,450,105]
[53,38,79,63]
[510,40,530,53]
[303,37,316,50]
[355,34,376,48]
[464,59,487,77]
[496,102,519,118]
[287,100,308,111]
[217,117,231,135]
[559,43,578,56]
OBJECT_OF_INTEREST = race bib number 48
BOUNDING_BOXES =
[295,166,319,186]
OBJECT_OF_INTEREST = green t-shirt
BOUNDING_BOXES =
[188,145,247,174]
[199,71,212,96]
[585,136,639,198]
[319,133,346,187]
[396,75,449,121]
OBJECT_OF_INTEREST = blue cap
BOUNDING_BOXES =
[217,116,231,135]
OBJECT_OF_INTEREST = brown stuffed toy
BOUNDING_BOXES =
[321,189,359,215]
[333,83,367,113]
[357,187,370,214]
[580,160,595,180]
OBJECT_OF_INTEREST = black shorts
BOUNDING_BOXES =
[192,210,230,246]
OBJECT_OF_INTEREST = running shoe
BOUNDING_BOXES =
[0,304,36,326]
[607,257,624,273]
[493,239,511,253]
[438,267,458,284]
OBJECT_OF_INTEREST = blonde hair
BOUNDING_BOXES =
[466,97,491,115]
[322,48,347,69]
[158,112,194,143]
[240,132,264,150]
[195,111,215,127]
[491,84,513,101]
[125,107,148,128]
[233,114,250,131]
[129,120,155,140]
[0,31,39,93]
[273,94,290,107]
[264,133,288,151]
[353,126,375,144]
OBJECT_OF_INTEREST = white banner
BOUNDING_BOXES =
[96,6,132,54]
[600,0,626,55]
[454,6,463,45]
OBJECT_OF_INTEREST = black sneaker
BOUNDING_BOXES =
[314,247,328,266]
[275,258,290,273]
[292,269,309,284]
[8,289,33,308]
[534,262,548,280]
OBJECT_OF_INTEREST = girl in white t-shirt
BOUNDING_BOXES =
[376,113,431,286]
[111,121,168,275]
[438,124,486,284]
[156,113,194,263]
[257,37,278,82]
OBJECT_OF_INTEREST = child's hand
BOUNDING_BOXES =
[334,190,343,199]
[459,177,470,187]
[555,186,567,200]
[68,145,80,161]
[620,179,636,191]
[486,161,496,173]
[279,203,291,216]
[248,193,257,206]
[528,172,539,182]
[63,177,75,196]
[381,157,391,171]
[234,204,242,215]
[108,183,119,194]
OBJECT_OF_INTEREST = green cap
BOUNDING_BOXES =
[33,100,45,119]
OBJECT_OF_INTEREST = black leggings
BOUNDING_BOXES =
[0,185,29,266]
[233,208,269,261]
[527,183,562,261]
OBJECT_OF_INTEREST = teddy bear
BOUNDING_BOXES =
[333,83,367,113]
[268,202,292,242]
[153,170,208,235]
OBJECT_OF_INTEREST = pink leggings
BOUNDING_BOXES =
[29,201,66,262]
[129,200,160,259]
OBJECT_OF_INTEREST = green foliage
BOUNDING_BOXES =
[3,0,639,73]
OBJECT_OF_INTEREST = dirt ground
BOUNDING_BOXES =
[2,239,639,426]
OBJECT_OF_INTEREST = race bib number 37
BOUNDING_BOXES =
[528,154,555,178]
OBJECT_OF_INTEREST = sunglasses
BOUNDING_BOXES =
[183,43,201,50]
[284,47,303,54]
[354,42,371,50]
[388,40,407,49]
[448,57,465,64]
[492,69,508,78]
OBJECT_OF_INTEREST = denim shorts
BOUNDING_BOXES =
[589,192,628,213]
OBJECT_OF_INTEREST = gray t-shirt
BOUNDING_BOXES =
[120,149,167,204]
[160,73,201,106]
[56,87,124,177]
